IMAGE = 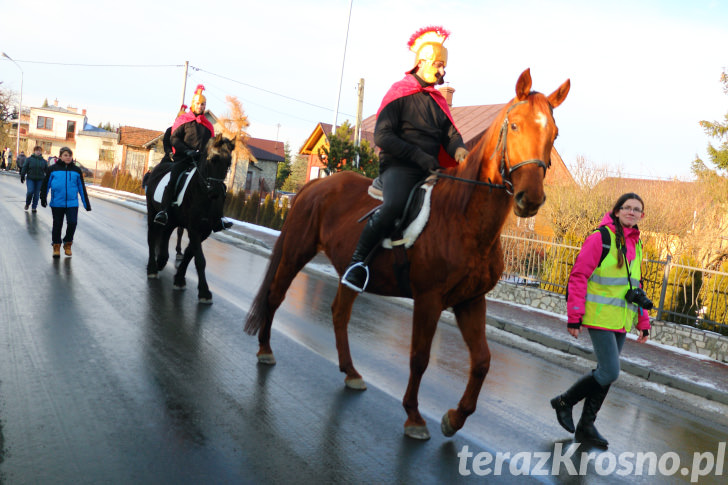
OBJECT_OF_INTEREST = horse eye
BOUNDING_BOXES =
[510,123,518,131]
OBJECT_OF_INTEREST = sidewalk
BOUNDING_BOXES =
[86,185,728,408]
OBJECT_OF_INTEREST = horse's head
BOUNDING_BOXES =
[482,69,570,217]
[204,134,235,183]
[201,134,235,214]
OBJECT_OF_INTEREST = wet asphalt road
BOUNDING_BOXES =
[1,174,727,484]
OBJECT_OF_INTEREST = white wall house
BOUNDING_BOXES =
[26,101,118,173]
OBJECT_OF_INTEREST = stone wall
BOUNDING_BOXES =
[488,281,728,363]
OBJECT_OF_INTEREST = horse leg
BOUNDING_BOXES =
[191,236,212,304]
[146,221,159,278]
[173,241,195,290]
[402,295,443,440]
[440,296,490,438]
[175,226,185,267]
[331,286,365,390]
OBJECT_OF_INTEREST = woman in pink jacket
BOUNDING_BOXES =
[551,193,651,448]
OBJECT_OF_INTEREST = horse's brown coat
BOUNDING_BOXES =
[245,69,570,438]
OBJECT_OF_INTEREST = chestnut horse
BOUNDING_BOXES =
[245,69,570,439]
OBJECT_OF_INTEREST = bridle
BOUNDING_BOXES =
[192,153,230,198]
[433,98,551,195]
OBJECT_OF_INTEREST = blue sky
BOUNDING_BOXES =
[2,0,727,179]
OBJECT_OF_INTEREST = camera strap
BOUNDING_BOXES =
[620,242,637,291]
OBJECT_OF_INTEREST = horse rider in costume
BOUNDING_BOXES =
[154,85,231,231]
[341,26,469,292]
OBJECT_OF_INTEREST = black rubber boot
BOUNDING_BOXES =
[550,374,597,433]
[341,212,384,292]
[575,381,611,448]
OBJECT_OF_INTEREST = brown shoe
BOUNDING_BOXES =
[63,242,72,257]
[53,244,61,258]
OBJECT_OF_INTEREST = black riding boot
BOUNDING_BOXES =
[550,373,599,433]
[575,381,611,448]
[154,180,175,225]
[341,212,385,292]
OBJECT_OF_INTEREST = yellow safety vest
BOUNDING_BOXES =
[582,228,643,332]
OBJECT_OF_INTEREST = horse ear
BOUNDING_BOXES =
[515,68,532,100]
[547,79,571,108]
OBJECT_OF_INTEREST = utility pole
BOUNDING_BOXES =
[353,78,364,168]
[180,60,189,107]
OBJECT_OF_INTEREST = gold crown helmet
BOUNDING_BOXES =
[177,104,188,117]
[408,26,450,84]
[190,84,207,112]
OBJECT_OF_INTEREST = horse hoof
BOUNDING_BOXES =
[404,425,431,440]
[257,353,276,365]
[173,284,185,291]
[441,411,457,437]
[147,273,159,279]
[198,297,213,304]
[345,377,367,390]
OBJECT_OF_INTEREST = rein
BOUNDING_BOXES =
[433,99,549,195]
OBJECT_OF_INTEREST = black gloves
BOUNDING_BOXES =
[20,175,25,183]
[185,149,200,161]
[40,198,47,208]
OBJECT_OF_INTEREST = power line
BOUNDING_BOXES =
[191,65,355,117]
[6,60,183,68]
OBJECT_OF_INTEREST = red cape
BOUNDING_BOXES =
[171,112,215,138]
[376,74,460,167]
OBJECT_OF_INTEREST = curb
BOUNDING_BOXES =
[486,313,728,406]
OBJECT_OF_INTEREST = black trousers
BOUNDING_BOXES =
[375,165,427,234]
[51,207,79,244]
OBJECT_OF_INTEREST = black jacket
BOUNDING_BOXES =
[374,75,464,174]
[171,120,212,159]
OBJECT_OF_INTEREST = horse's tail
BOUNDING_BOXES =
[243,234,285,336]
[243,179,324,336]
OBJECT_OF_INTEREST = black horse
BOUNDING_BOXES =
[145,134,235,303]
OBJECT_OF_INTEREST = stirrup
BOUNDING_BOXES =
[341,262,370,293]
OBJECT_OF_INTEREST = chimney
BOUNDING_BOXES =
[82,109,87,116]
[54,98,59,107]
[438,86,455,107]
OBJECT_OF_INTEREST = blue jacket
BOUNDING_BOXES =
[41,161,92,210]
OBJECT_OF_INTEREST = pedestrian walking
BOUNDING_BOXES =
[40,147,92,258]
[16,150,26,172]
[0,147,6,170]
[550,192,652,448]
[21,146,48,212]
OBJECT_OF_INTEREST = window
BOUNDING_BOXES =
[99,149,115,162]
[36,116,53,130]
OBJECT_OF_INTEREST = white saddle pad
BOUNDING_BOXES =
[153,168,197,206]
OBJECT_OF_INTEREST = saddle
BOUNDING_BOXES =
[153,167,197,206]
[360,176,437,297]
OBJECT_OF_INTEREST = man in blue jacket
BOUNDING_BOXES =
[41,147,92,258]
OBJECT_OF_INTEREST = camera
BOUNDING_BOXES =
[625,288,654,310]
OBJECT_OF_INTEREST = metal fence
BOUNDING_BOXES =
[499,231,728,333]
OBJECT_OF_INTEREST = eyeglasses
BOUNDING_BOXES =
[620,206,643,214]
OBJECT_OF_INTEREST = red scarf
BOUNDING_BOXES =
[171,112,215,137]
[376,74,460,168]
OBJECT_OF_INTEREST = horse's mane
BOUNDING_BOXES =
[439,92,549,214]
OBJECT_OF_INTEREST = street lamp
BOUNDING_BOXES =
[2,52,23,167]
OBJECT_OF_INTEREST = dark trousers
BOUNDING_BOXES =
[376,165,427,233]
[51,207,79,244]
[26,179,43,208]
[161,158,194,210]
